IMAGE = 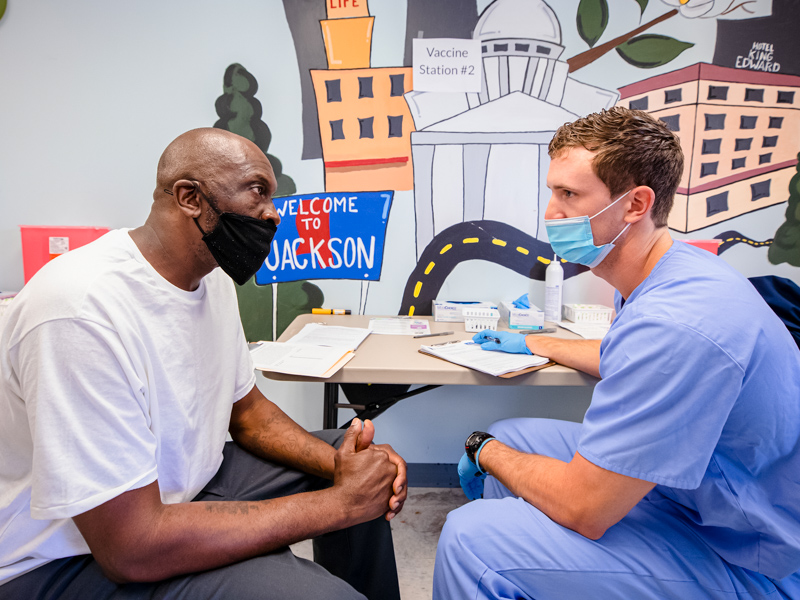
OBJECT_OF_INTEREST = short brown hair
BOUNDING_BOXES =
[548,107,684,228]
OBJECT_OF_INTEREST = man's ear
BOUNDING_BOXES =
[625,186,656,224]
[172,179,202,219]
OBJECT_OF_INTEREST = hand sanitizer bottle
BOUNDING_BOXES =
[544,254,563,323]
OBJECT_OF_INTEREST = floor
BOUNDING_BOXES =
[291,487,468,600]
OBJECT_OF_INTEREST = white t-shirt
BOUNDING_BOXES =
[0,229,256,585]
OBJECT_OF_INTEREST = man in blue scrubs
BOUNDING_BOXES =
[434,107,800,599]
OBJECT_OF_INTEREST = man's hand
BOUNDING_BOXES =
[457,452,487,500]
[473,330,532,355]
[355,419,408,520]
[333,420,398,523]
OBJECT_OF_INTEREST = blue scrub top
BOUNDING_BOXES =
[577,241,800,580]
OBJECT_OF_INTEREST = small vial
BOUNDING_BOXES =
[544,254,563,322]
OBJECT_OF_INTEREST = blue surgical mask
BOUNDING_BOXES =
[544,189,633,268]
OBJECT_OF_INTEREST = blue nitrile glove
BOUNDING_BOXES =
[472,330,532,355]
[458,452,487,500]
[512,293,531,309]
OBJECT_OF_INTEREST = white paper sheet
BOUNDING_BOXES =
[249,342,354,378]
[419,340,548,377]
[285,323,371,350]
[557,321,611,340]
[368,317,431,335]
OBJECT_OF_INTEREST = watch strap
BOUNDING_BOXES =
[465,431,495,468]
[474,437,495,475]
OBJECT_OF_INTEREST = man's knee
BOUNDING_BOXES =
[438,501,494,563]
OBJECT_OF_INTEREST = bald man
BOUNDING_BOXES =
[0,129,405,600]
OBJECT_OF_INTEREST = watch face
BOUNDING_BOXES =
[466,431,490,460]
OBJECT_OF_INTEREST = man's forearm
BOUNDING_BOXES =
[478,441,655,540]
[75,482,354,583]
[75,421,398,584]
[230,389,336,479]
[478,441,581,531]
[526,336,601,378]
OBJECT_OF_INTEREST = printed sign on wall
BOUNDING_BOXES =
[255,191,394,284]
[412,38,482,92]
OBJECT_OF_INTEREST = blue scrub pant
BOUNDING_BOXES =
[433,418,800,600]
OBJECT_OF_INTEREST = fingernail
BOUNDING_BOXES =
[392,501,400,509]
[387,513,396,521]
[396,486,403,494]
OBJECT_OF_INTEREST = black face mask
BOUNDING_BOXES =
[195,211,277,285]
[167,184,277,285]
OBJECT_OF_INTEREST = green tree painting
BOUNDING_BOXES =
[569,0,694,72]
[769,154,800,267]
[214,63,323,341]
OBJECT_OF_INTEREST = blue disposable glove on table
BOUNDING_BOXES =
[472,330,532,355]
[458,452,487,500]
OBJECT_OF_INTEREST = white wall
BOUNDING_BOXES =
[1,0,797,464]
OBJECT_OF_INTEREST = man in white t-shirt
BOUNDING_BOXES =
[0,128,407,600]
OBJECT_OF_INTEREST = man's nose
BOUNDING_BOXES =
[262,202,281,227]
[544,196,561,220]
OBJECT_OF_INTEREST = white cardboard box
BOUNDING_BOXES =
[432,300,498,322]
[562,304,613,324]
[499,301,545,330]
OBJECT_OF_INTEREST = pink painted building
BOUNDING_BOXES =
[618,63,800,233]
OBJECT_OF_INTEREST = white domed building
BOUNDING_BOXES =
[471,0,568,108]
[407,0,619,258]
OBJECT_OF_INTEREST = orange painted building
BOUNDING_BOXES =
[618,63,800,233]
[311,0,414,192]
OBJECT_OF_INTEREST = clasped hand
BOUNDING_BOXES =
[334,419,407,522]
[472,330,532,355]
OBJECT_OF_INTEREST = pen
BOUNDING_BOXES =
[312,308,351,315]
[414,331,454,339]
[518,327,557,335]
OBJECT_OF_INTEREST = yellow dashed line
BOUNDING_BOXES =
[440,244,452,254]
[463,237,479,244]
[537,256,550,264]
[408,306,415,316]
[492,239,507,247]
[413,281,422,298]
[516,247,529,255]
[424,261,435,274]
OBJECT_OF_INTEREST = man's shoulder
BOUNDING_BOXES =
[616,242,791,362]
[4,231,147,336]
[635,242,759,314]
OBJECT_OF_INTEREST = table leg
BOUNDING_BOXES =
[324,383,339,429]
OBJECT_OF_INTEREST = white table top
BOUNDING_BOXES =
[260,314,598,387]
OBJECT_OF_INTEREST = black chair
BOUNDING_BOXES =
[749,275,800,350]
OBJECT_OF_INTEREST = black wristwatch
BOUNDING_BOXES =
[465,431,495,467]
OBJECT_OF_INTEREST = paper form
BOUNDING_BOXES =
[250,342,354,378]
[556,321,610,340]
[419,341,548,377]
[368,318,431,335]
[286,323,371,350]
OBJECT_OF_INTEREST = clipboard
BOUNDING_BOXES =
[497,360,557,378]
[418,342,556,378]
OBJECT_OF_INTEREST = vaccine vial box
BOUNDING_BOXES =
[499,301,545,330]
[432,300,498,322]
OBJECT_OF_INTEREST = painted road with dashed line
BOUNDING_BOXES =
[398,224,772,316]
[715,230,773,254]
[399,221,588,316]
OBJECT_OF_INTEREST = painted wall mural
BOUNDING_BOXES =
[213,63,324,342]
[227,0,798,333]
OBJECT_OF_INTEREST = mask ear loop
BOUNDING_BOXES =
[589,188,634,221]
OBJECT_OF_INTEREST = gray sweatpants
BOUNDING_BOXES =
[0,430,400,600]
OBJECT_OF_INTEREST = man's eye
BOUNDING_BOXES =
[564,190,573,198]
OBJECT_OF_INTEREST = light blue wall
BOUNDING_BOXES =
[0,0,796,463]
